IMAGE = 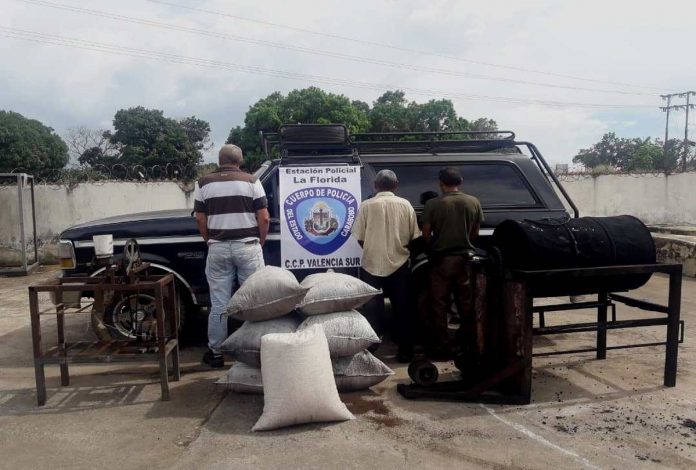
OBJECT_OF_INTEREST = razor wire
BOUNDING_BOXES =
[1,163,203,186]
[2,164,695,186]
[557,169,696,181]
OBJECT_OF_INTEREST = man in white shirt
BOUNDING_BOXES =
[352,169,420,362]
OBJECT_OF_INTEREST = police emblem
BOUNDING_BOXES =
[283,187,358,255]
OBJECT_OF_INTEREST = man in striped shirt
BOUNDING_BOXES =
[194,144,270,368]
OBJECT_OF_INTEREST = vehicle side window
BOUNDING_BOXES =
[371,163,538,208]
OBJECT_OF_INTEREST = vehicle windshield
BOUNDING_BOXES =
[370,163,538,208]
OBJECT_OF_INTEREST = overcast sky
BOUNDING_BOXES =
[1,0,695,166]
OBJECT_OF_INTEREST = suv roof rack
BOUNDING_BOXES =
[260,127,518,159]
[257,125,577,217]
[350,130,517,154]
[260,124,358,164]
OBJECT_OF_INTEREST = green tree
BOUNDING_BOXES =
[227,88,499,171]
[0,110,68,174]
[227,88,371,171]
[109,107,207,168]
[368,90,410,132]
[573,133,689,172]
[366,91,497,135]
[652,138,686,172]
[628,139,662,171]
[573,133,643,170]
[406,99,461,131]
[179,116,212,152]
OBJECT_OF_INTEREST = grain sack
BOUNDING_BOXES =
[220,313,302,367]
[332,350,394,392]
[215,363,263,394]
[226,266,309,321]
[252,324,354,431]
[297,310,380,357]
[297,272,380,316]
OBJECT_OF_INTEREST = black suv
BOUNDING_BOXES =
[58,125,578,339]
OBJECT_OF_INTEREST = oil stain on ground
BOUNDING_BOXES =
[342,393,405,428]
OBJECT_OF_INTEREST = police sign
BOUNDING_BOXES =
[279,165,362,269]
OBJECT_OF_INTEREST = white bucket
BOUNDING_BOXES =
[93,234,114,258]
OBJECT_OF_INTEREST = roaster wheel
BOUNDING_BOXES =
[408,360,439,386]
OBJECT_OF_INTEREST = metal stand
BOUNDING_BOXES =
[398,263,684,403]
[0,173,38,276]
[524,263,684,387]
[28,273,180,406]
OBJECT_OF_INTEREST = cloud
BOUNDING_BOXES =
[1,0,693,163]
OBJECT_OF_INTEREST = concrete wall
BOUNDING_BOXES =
[560,172,696,225]
[0,182,195,251]
[1,172,694,252]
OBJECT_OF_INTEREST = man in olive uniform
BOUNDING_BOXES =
[421,167,483,360]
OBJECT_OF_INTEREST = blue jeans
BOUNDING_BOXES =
[205,240,265,353]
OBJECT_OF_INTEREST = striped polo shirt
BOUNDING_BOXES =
[193,166,268,241]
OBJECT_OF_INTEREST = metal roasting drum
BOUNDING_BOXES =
[492,215,656,297]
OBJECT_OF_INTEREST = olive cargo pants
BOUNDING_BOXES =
[425,255,475,354]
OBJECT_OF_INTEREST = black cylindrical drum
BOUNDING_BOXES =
[492,215,656,296]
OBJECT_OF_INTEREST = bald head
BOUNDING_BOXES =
[219,144,243,166]
[374,169,398,191]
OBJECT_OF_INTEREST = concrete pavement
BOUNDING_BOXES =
[1,266,695,469]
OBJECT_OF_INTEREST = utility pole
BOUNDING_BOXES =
[661,91,696,171]
[682,92,693,172]
[661,94,672,159]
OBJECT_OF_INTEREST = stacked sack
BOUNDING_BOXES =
[295,271,394,392]
[216,267,394,394]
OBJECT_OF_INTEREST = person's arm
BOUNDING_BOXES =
[408,207,421,243]
[351,203,367,246]
[422,223,432,245]
[256,208,270,246]
[195,211,209,243]
[193,182,209,242]
[469,201,484,241]
[251,178,270,245]
[421,200,433,245]
[469,221,480,241]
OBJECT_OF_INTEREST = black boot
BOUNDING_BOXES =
[202,349,224,369]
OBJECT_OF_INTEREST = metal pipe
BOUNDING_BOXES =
[521,142,579,218]
[664,266,682,386]
[30,176,38,265]
[17,174,27,271]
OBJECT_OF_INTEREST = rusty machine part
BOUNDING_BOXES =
[28,273,181,406]
[91,239,161,341]
[398,249,684,404]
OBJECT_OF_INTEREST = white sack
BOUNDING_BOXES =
[297,310,380,357]
[220,314,302,367]
[252,324,354,431]
[226,266,309,321]
[297,272,380,316]
[332,350,394,392]
[215,363,263,394]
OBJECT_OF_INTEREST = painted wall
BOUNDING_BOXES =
[1,173,695,251]
[559,172,696,224]
[0,181,195,250]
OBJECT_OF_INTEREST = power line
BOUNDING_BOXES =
[0,26,658,109]
[18,0,656,97]
[146,0,667,93]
